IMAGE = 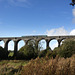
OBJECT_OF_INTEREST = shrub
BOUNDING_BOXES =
[38,50,47,58]
[21,54,75,75]
[0,46,8,60]
[17,45,37,60]
[54,39,75,58]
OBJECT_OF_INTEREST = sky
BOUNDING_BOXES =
[0,0,75,50]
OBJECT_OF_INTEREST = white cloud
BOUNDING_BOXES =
[46,27,68,36]
[70,29,75,35]
[46,27,75,36]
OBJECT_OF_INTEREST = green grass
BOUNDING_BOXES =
[0,60,29,75]
[8,52,14,57]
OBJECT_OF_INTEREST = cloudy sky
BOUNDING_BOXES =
[0,0,75,50]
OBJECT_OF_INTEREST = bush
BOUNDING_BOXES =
[54,39,75,58]
[38,50,47,58]
[38,47,58,58]
[0,46,8,60]
[21,54,75,75]
[17,45,38,60]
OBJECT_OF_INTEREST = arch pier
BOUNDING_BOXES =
[0,35,75,57]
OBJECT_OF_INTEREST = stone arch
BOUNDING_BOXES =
[0,40,4,48]
[49,39,58,50]
[60,38,67,45]
[38,39,46,50]
[4,39,14,51]
[18,40,25,50]
[8,40,14,57]
[26,39,36,46]
[60,39,64,45]
[8,40,14,51]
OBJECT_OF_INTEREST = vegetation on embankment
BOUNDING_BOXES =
[0,60,29,75]
[0,38,75,60]
[21,54,75,75]
[0,55,75,75]
[0,39,75,75]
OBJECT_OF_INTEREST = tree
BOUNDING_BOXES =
[18,45,35,59]
[17,40,40,60]
[54,39,75,58]
[0,46,8,59]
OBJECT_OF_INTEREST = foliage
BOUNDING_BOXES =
[21,54,75,75]
[54,39,75,58]
[8,51,14,57]
[17,44,38,60]
[0,60,29,75]
[38,47,57,58]
[0,55,75,75]
[46,50,57,58]
[0,39,75,74]
[38,50,47,58]
[0,46,8,60]
[17,40,40,60]
[39,38,75,59]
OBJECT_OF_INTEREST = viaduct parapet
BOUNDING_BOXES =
[0,35,75,57]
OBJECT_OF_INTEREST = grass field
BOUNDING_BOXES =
[0,55,75,75]
[0,60,29,75]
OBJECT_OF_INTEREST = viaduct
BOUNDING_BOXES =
[0,35,75,57]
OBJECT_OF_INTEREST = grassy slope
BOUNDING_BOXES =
[0,60,29,75]
[0,55,75,75]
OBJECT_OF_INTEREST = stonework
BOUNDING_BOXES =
[0,35,75,57]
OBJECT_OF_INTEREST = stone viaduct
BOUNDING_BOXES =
[0,35,75,57]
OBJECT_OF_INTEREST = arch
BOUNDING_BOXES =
[38,38,46,42]
[49,39,58,50]
[18,40,25,50]
[8,40,14,57]
[4,39,14,51]
[8,40,14,51]
[60,38,67,45]
[0,40,4,48]
[26,39,36,45]
[38,39,46,50]
[60,39,65,45]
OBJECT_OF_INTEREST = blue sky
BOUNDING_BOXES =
[0,0,75,50]
[0,0,75,37]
